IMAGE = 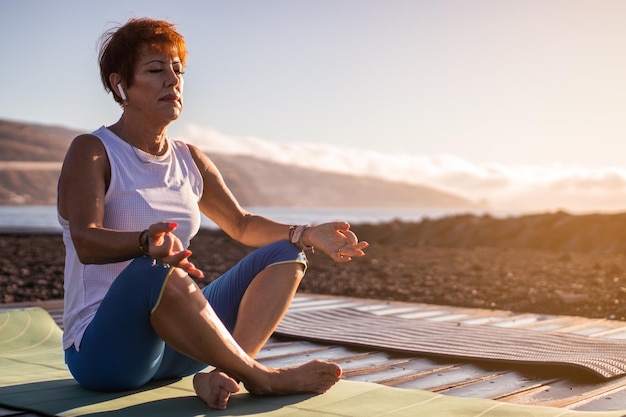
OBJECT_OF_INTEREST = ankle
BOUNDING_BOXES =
[242,367,278,396]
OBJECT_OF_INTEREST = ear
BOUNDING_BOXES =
[109,73,125,100]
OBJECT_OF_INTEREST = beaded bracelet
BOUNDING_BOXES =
[289,224,313,251]
[138,229,150,256]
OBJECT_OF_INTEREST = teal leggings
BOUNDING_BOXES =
[65,240,306,391]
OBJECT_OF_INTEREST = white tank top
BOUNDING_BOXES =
[59,126,203,350]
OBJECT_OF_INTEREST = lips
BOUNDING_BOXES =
[161,94,181,103]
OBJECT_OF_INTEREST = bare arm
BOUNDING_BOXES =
[188,144,368,261]
[188,144,291,247]
[57,134,141,263]
[58,135,202,276]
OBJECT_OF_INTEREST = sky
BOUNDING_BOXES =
[3,0,626,212]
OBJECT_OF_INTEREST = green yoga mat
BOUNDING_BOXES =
[1,307,625,417]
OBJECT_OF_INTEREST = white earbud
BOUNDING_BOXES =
[117,83,127,101]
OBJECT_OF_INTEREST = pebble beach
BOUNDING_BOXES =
[4,211,626,320]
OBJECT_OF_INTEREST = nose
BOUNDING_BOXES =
[165,66,182,87]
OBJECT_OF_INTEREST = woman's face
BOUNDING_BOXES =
[126,45,185,123]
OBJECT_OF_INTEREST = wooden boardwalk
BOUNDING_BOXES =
[6,294,626,412]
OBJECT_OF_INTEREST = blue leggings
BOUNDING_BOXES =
[65,240,306,391]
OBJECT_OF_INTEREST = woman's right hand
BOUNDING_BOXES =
[147,222,204,278]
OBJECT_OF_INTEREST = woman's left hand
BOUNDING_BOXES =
[302,222,368,263]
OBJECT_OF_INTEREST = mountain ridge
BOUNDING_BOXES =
[0,118,479,208]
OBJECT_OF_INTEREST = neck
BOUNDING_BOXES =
[111,119,168,156]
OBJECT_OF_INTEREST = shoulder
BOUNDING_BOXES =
[184,143,219,172]
[71,126,112,148]
[184,142,203,158]
[62,133,109,174]
[71,132,104,146]
[70,133,105,153]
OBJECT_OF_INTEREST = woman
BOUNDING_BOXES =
[57,17,368,410]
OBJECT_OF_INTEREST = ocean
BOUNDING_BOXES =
[0,205,500,233]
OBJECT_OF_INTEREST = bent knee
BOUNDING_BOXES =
[265,260,306,279]
[153,268,202,311]
[164,268,199,294]
[265,240,308,268]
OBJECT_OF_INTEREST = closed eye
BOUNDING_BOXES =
[147,68,184,75]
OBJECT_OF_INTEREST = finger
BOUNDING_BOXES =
[161,249,192,266]
[337,241,369,258]
[341,249,366,258]
[182,262,204,278]
[335,221,350,231]
[185,265,205,279]
[350,241,369,252]
[341,229,359,245]
[149,221,179,235]
[148,222,182,254]
[169,255,204,277]
[357,241,370,251]
[177,254,202,273]
[182,256,205,279]
[334,253,352,263]
[163,251,205,279]
[333,245,355,262]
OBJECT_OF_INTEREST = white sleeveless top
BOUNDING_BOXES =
[59,126,203,350]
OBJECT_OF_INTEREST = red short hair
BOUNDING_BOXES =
[98,18,187,104]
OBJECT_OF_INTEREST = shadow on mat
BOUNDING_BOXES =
[71,394,315,417]
[0,378,172,415]
[0,378,311,417]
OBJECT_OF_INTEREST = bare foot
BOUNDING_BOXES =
[245,359,342,396]
[193,370,241,410]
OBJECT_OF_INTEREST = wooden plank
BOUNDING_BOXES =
[440,370,554,400]
[340,352,428,375]
[498,375,626,409]
[343,360,455,384]
[385,363,499,391]
[255,339,333,360]
[572,384,626,412]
